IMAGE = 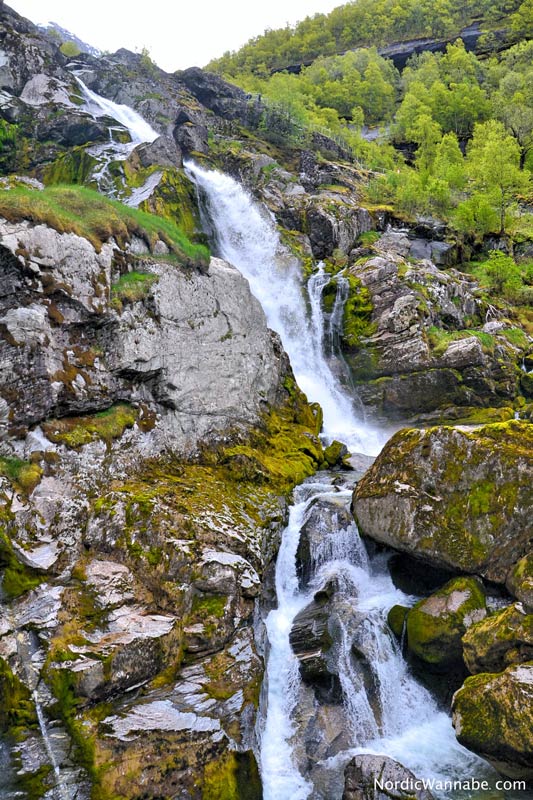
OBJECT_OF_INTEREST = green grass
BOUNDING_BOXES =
[111,271,158,308]
[0,185,209,268]
[427,326,497,357]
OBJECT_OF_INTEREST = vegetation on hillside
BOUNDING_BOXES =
[208,0,522,76]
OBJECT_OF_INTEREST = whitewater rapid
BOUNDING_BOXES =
[186,162,503,800]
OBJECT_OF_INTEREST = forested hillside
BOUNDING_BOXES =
[208,0,522,75]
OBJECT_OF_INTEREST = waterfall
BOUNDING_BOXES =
[185,161,386,457]
[186,162,497,799]
[75,78,159,195]
[76,79,159,145]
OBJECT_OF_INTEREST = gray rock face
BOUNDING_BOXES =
[0,219,285,452]
[345,234,527,419]
[353,421,533,583]
[343,754,434,800]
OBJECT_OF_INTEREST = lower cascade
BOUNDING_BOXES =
[186,163,503,799]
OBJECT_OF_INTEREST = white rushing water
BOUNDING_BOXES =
[185,161,386,457]
[75,78,159,195]
[186,162,501,800]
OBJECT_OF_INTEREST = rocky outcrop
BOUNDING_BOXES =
[462,603,533,674]
[0,218,284,451]
[353,421,533,583]
[452,663,533,780]
[344,230,528,420]
[343,754,434,800]
[405,577,486,669]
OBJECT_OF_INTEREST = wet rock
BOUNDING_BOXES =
[462,603,533,674]
[452,662,533,779]
[296,496,360,589]
[343,754,434,800]
[405,577,486,669]
[289,585,338,698]
[177,66,250,123]
[345,240,528,420]
[507,554,533,613]
[324,439,349,467]
[134,134,182,168]
[353,421,533,583]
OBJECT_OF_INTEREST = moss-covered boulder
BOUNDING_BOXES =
[405,577,486,669]
[353,421,533,583]
[462,603,533,674]
[387,604,408,638]
[452,662,533,779]
[507,554,533,612]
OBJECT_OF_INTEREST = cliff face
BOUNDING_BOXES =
[0,209,324,798]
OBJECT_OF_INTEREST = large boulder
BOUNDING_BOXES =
[405,577,486,669]
[353,421,533,583]
[462,603,533,674]
[343,754,434,800]
[452,662,533,779]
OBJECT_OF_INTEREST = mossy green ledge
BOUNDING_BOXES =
[452,662,533,780]
[352,420,533,583]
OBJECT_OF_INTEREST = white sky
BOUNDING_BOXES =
[7,0,342,71]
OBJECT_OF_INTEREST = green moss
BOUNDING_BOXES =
[387,604,408,638]
[0,530,42,599]
[0,185,209,267]
[406,577,486,668]
[427,326,496,358]
[202,751,262,800]
[42,404,138,449]
[192,594,227,619]
[138,169,202,241]
[0,658,38,734]
[342,274,375,348]
[0,456,42,494]
[42,148,97,186]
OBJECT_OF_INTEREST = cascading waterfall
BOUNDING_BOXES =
[186,162,499,799]
[185,162,386,457]
[74,78,159,196]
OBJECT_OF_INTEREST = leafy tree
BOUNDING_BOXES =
[484,250,523,296]
[433,132,465,189]
[465,120,529,233]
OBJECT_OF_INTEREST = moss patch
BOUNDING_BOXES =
[0,457,42,494]
[406,577,486,669]
[42,404,138,449]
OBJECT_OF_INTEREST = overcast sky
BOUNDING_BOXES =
[8,0,342,71]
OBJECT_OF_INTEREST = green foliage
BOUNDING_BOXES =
[42,404,139,449]
[59,41,81,57]
[208,0,521,77]
[0,185,209,267]
[463,120,529,233]
[0,120,18,172]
